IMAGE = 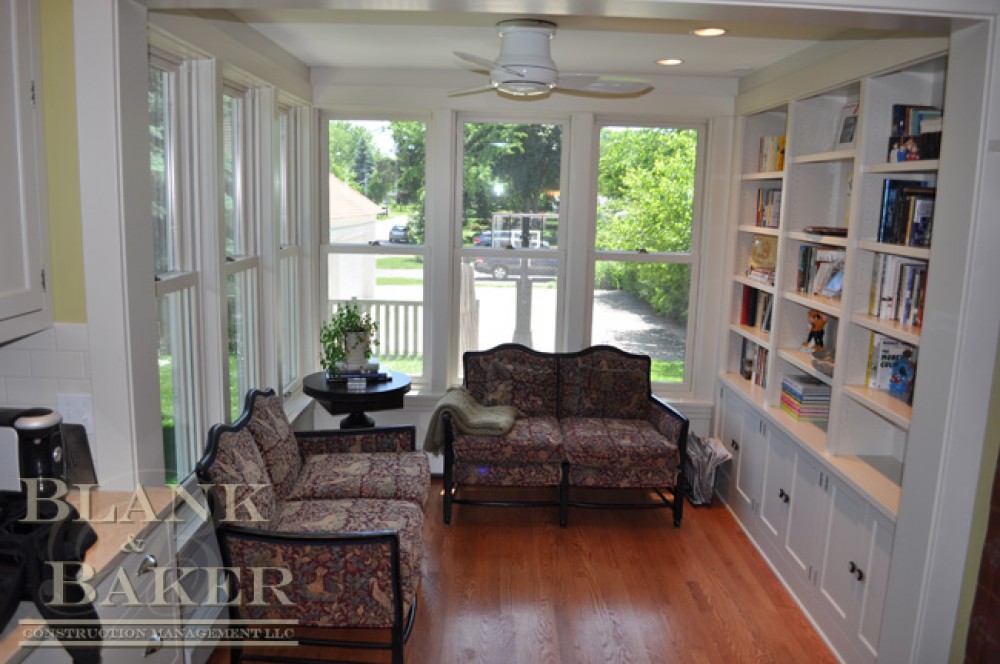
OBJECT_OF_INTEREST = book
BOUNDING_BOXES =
[756,187,782,227]
[802,226,848,237]
[867,333,918,402]
[758,135,786,172]
[879,180,934,245]
[891,104,942,137]
[906,194,935,247]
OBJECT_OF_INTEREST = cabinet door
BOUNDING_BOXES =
[857,510,894,660]
[0,0,48,335]
[715,389,744,506]
[818,477,866,632]
[784,450,826,582]
[733,408,766,523]
[759,426,794,542]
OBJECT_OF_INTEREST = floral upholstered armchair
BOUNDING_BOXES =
[196,388,430,664]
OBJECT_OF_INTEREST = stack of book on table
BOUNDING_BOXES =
[780,374,831,422]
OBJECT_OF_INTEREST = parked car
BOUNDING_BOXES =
[473,255,557,280]
[389,225,409,243]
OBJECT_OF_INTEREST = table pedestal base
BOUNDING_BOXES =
[340,411,375,429]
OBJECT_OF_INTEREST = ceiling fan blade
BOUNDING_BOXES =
[556,74,653,96]
[454,51,524,78]
[447,84,498,98]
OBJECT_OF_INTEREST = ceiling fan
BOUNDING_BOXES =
[451,19,654,98]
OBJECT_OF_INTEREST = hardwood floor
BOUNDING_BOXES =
[209,480,837,664]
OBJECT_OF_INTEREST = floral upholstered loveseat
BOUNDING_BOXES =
[440,344,688,527]
[196,388,430,664]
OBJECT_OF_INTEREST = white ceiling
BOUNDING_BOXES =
[147,3,954,81]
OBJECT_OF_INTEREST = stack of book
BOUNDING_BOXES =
[758,135,786,172]
[798,245,846,299]
[878,179,935,246]
[755,187,782,227]
[780,374,831,422]
[887,104,942,163]
[869,254,928,327]
[867,333,918,403]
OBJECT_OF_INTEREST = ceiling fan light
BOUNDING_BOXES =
[498,80,553,96]
[691,27,727,37]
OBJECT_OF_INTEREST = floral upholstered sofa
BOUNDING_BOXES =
[439,344,688,527]
[196,388,430,664]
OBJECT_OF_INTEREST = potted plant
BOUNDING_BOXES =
[319,302,380,376]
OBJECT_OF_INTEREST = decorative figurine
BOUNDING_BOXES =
[803,309,828,351]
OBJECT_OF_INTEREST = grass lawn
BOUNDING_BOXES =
[376,256,423,270]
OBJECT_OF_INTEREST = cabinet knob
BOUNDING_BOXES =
[848,561,865,582]
[138,553,158,575]
[731,439,740,451]
[145,630,163,656]
[778,488,790,504]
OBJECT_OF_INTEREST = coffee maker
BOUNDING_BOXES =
[0,407,65,497]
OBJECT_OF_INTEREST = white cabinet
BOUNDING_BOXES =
[716,385,893,663]
[0,0,51,343]
[817,475,894,663]
[716,389,767,526]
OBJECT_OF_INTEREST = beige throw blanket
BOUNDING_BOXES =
[423,387,519,455]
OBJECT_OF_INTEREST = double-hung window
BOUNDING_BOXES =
[276,108,303,394]
[590,124,702,387]
[150,59,200,484]
[456,119,564,365]
[321,118,428,381]
[222,86,260,420]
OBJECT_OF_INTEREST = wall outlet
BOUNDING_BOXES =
[57,393,94,434]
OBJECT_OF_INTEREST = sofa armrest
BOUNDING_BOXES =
[295,425,417,455]
[218,523,409,630]
[647,395,689,484]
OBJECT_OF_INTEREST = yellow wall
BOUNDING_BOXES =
[39,0,86,323]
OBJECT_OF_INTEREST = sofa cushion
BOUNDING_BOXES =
[204,427,277,523]
[464,345,558,417]
[245,392,302,500]
[561,417,680,472]
[454,416,563,465]
[558,348,650,419]
[229,498,423,628]
[286,451,431,508]
[453,460,563,487]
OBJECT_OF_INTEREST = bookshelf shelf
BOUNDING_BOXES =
[843,384,912,430]
[778,347,833,384]
[793,148,855,164]
[742,170,784,181]
[849,312,921,346]
[782,290,842,317]
[856,240,931,260]
[738,224,780,236]
[731,323,771,348]
[735,275,776,293]
[864,159,939,174]
[788,230,848,247]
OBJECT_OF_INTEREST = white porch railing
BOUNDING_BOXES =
[328,298,423,360]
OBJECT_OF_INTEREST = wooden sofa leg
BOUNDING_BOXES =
[673,475,685,528]
[443,483,453,525]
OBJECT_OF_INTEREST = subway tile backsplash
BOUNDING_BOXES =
[0,323,92,410]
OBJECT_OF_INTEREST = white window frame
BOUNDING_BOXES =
[451,113,570,375]
[585,118,707,393]
[319,113,432,388]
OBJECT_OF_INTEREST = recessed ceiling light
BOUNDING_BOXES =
[691,27,727,37]
[657,58,684,66]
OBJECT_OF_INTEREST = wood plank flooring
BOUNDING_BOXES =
[209,480,837,664]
